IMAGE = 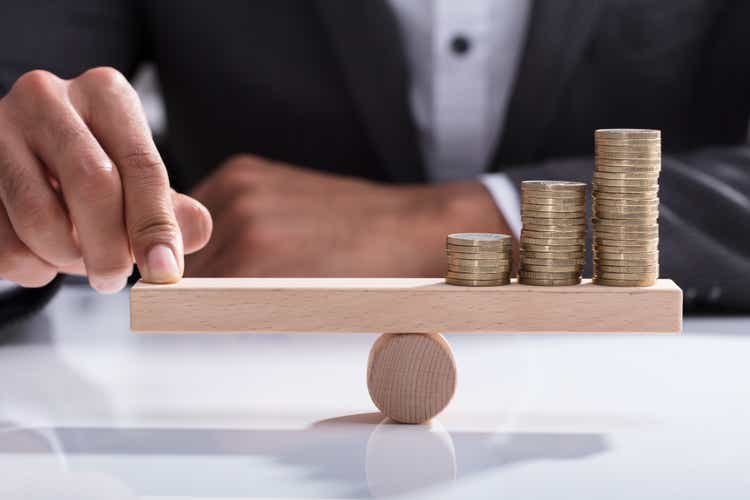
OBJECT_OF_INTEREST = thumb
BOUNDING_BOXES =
[172,191,213,255]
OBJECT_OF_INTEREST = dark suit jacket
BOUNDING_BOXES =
[1,0,750,316]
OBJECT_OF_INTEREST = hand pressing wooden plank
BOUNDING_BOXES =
[130,278,682,333]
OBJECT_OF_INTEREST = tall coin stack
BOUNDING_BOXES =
[593,129,660,287]
[445,233,512,286]
[519,181,587,286]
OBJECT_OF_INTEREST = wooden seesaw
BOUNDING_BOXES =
[130,277,682,424]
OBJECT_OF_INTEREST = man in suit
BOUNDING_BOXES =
[0,0,748,314]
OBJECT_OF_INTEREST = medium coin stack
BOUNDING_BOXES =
[519,181,587,286]
[593,129,660,287]
[445,233,512,286]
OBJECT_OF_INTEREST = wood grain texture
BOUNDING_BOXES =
[130,278,682,333]
[367,333,456,424]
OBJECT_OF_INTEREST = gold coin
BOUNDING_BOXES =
[593,229,659,238]
[594,247,658,256]
[593,204,660,213]
[521,228,586,238]
[594,150,661,163]
[448,261,512,270]
[521,244,584,253]
[595,244,658,254]
[446,270,511,280]
[522,264,582,273]
[446,267,511,279]
[521,195,587,206]
[595,261,659,270]
[445,277,509,287]
[522,257,585,267]
[596,158,661,167]
[592,217,659,227]
[595,238,659,247]
[446,243,509,252]
[595,137,661,146]
[594,193,659,201]
[596,151,660,160]
[591,174,659,189]
[593,211,659,221]
[596,141,660,149]
[594,206,659,215]
[596,147,660,156]
[594,258,659,266]
[594,231,659,241]
[445,250,509,259]
[594,254,658,263]
[596,264,659,274]
[594,232,659,241]
[595,245,658,255]
[521,180,586,191]
[448,256,512,266]
[522,209,585,219]
[521,202,585,213]
[591,191,660,201]
[521,223,588,234]
[593,277,657,287]
[521,216,586,226]
[592,185,659,195]
[595,129,660,140]
[594,236,658,245]
[594,212,659,220]
[518,278,581,286]
[595,165,661,175]
[594,219,659,228]
[592,177,659,187]
[521,192,586,201]
[593,171,660,181]
[596,271,659,279]
[593,181,660,191]
[519,270,582,279]
[522,236,586,246]
[519,277,582,286]
[594,197,659,207]
[446,233,513,247]
[522,250,584,260]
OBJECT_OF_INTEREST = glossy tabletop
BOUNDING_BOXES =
[1,284,749,499]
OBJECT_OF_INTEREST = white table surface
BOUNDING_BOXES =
[1,284,749,500]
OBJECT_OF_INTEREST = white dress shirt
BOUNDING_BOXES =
[388,0,531,236]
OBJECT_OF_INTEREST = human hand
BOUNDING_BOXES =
[186,155,511,277]
[0,68,212,292]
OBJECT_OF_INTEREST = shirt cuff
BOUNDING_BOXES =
[479,173,521,239]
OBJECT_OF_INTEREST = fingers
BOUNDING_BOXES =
[14,71,133,293]
[172,191,212,254]
[71,68,182,284]
[0,203,57,287]
[0,68,206,290]
[0,130,80,267]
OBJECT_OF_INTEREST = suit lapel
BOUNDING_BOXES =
[493,0,603,167]
[315,0,425,183]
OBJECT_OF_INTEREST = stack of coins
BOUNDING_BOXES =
[593,129,660,287]
[445,233,512,286]
[519,181,587,286]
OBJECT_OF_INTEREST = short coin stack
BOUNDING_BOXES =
[519,181,587,286]
[593,129,660,287]
[445,233,512,286]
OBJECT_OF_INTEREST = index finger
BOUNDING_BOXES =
[71,68,183,283]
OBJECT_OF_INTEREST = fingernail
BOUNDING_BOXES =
[91,275,127,294]
[145,244,181,283]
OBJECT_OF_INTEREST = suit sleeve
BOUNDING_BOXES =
[503,146,750,312]
[0,0,143,97]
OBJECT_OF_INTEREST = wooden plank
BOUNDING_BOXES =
[130,278,682,334]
